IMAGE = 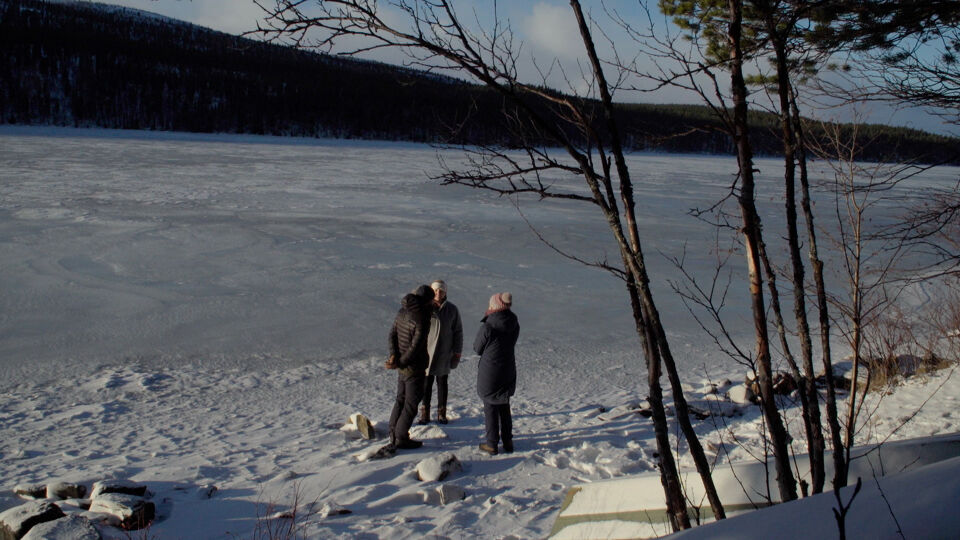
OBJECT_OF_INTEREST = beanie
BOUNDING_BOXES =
[486,292,512,315]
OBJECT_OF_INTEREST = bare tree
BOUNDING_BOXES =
[641,0,804,501]
[806,116,924,473]
[251,0,726,529]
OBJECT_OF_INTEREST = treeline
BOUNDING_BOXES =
[1,0,956,164]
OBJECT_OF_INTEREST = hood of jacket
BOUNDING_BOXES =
[482,309,517,333]
[401,293,424,313]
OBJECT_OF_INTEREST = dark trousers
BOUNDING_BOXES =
[421,374,448,410]
[389,373,425,443]
[483,400,512,447]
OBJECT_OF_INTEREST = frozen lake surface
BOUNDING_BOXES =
[2,126,957,388]
[0,127,738,384]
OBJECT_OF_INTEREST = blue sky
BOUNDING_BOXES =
[88,0,956,136]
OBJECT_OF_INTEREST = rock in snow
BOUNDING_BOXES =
[12,485,46,501]
[437,483,466,505]
[343,413,378,440]
[728,384,757,405]
[89,479,148,500]
[46,482,87,500]
[87,493,155,530]
[415,453,463,482]
[22,515,102,540]
[0,501,66,540]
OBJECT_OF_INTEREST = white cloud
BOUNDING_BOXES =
[522,2,584,62]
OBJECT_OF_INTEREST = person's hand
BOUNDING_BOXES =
[385,356,398,370]
[451,353,461,369]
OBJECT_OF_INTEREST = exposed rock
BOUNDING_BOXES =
[419,489,441,505]
[597,401,643,422]
[46,483,86,501]
[56,499,90,511]
[317,502,351,519]
[746,378,761,398]
[415,453,462,482]
[343,413,377,440]
[772,372,798,395]
[728,384,757,405]
[22,515,101,540]
[87,493,155,531]
[688,401,741,419]
[437,483,466,505]
[89,480,147,500]
[78,511,120,529]
[12,485,46,501]
[0,501,66,540]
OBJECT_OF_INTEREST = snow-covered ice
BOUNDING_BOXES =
[1,126,959,538]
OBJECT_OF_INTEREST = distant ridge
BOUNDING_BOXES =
[2,0,957,164]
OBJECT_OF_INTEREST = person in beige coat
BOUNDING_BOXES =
[418,279,463,425]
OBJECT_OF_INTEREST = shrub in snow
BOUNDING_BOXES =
[0,500,65,539]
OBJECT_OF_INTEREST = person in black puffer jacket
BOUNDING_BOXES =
[385,284,434,450]
[474,292,519,456]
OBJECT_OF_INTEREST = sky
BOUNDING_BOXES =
[82,0,957,136]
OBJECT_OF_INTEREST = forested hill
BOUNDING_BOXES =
[2,0,957,164]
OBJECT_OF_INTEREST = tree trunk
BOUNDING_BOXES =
[626,274,691,531]
[761,7,826,494]
[727,0,797,502]
[570,0,726,521]
[791,96,845,488]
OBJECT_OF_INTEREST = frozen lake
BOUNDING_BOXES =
[1,126,956,390]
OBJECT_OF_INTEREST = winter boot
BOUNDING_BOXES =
[437,407,448,424]
[478,443,498,456]
[417,406,429,425]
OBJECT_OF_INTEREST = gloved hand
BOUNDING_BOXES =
[450,353,461,369]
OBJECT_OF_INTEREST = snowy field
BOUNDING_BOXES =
[1,125,959,538]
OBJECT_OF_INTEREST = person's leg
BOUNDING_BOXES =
[419,375,434,424]
[388,374,405,445]
[396,374,425,443]
[436,375,448,409]
[436,375,449,423]
[482,401,501,450]
[499,402,514,452]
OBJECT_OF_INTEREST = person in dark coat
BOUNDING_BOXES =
[418,279,463,425]
[385,284,434,451]
[474,292,519,455]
